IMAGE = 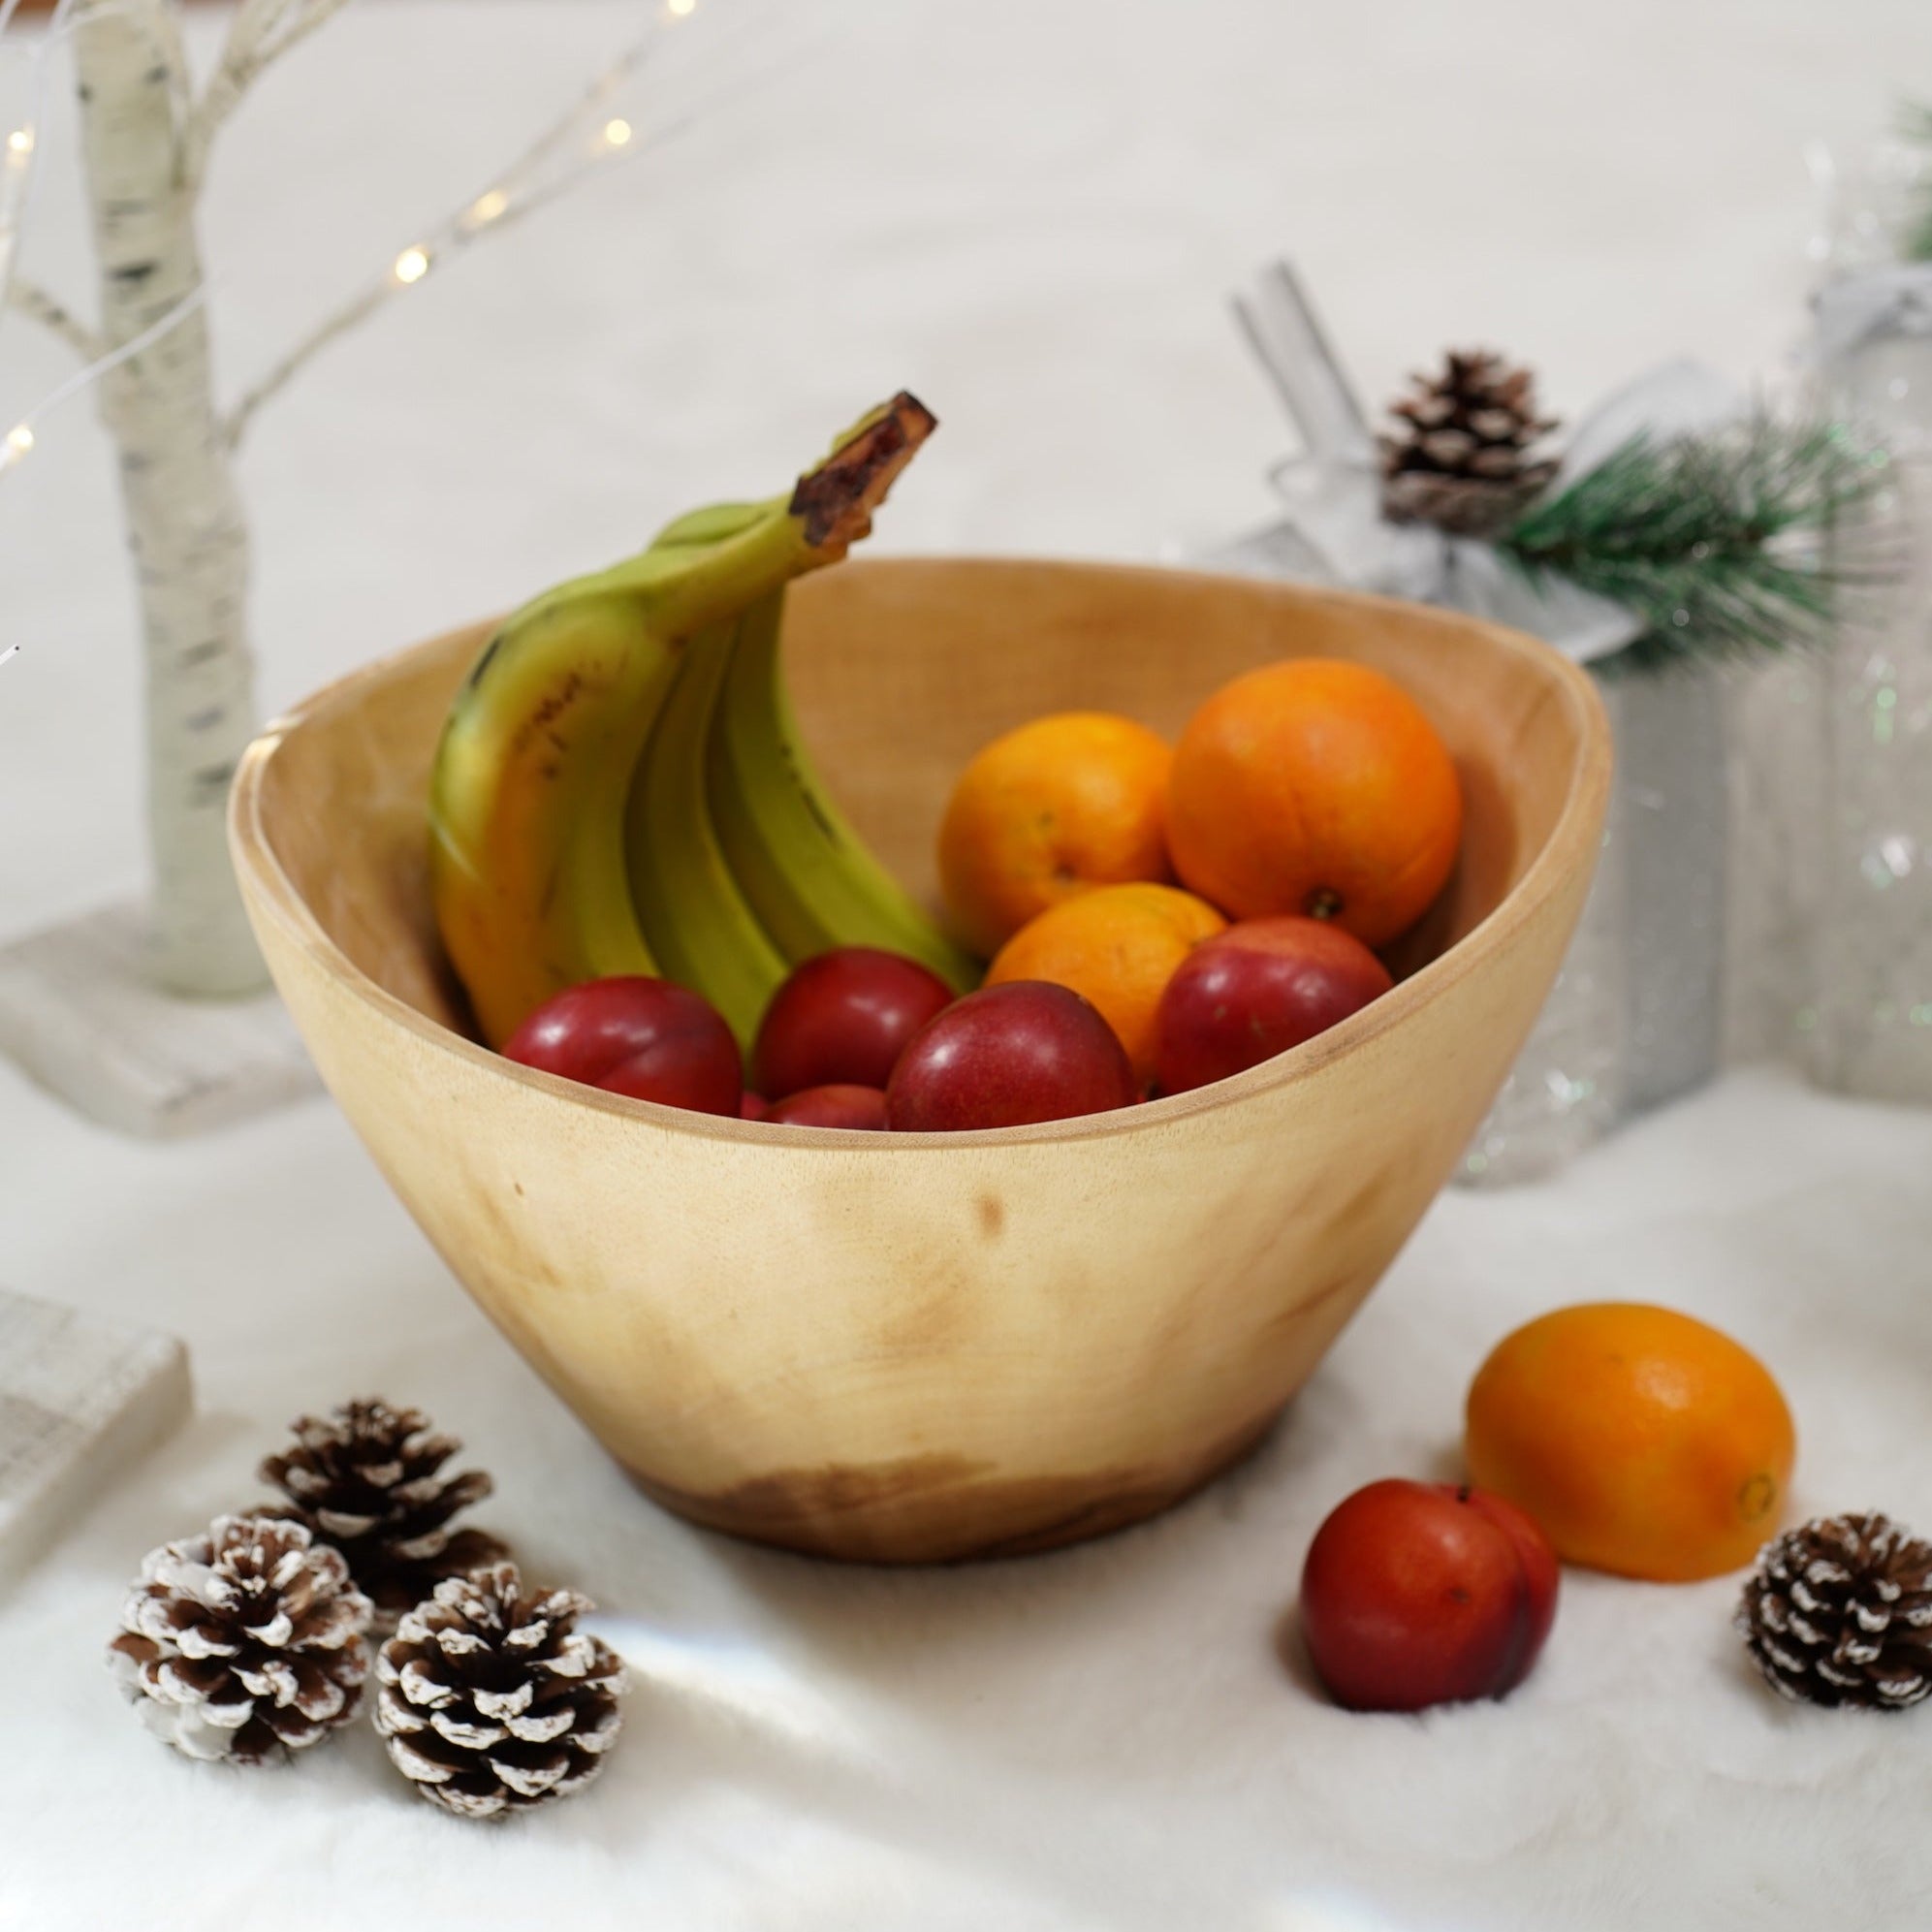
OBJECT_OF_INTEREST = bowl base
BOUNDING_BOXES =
[620,1405,1283,1565]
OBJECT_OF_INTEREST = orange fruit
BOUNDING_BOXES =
[937,713,1174,958]
[1465,1302,1795,1582]
[986,882,1226,1087]
[1166,658,1462,948]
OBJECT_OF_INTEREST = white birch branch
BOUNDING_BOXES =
[0,279,206,479]
[6,275,105,361]
[182,0,352,188]
[221,278,381,447]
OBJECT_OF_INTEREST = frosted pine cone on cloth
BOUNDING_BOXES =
[1737,1511,1932,1710]
[259,1398,509,1623]
[108,1514,373,1764]
[375,1562,626,1818]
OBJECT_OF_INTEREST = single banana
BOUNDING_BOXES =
[707,586,983,992]
[624,611,790,1049]
[429,393,936,1048]
[430,573,673,1048]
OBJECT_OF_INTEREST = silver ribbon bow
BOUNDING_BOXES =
[1225,262,1748,666]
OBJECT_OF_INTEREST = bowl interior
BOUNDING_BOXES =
[254,556,1595,1037]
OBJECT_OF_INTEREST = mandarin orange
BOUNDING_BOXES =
[937,713,1173,958]
[986,883,1226,1087]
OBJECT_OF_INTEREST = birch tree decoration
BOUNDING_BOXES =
[0,0,715,1133]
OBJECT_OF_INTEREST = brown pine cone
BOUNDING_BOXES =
[1737,1511,1932,1710]
[108,1514,373,1764]
[375,1562,626,1819]
[259,1398,509,1623]
[1379,349,1560,538]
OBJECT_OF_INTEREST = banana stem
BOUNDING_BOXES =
[620,392,937,641]
[788,391,936,554]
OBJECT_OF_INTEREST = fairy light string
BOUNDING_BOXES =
[0,278,211,478]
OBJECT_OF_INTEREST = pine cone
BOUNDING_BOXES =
[375,1562,626,1819]
[259,1398,510,1623]
[1737,1511,1932,1710]
[1379,349,1560,538]
[108,1514,372,1764]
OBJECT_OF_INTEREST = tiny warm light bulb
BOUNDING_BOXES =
[5,127,33,157]
[603,117,634,148]
[469,189,510,225]
[393,246,431,285]
[667,0,696,16]
[6,424,34,457]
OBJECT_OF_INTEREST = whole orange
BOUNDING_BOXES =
[986,883,1226,1087]
[937,713,1174,959]
[1166,658,1461,947]
[1465,1303,1795,1582]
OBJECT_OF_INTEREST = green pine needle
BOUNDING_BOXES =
[1497,417,1892,674]
[1902,101,1932,262]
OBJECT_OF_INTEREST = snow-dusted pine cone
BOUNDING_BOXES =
[259,1398,509,1623]
[108,1514,373,1764]
[1737,1511,1932,1710]
[375,1562,626,1819]
[1378,348,1560,537]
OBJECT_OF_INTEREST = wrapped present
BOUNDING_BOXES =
[1215,264,1883,1183]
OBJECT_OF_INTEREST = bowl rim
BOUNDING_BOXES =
[230,557,1613,1152]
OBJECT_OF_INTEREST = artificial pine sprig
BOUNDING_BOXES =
[1497,417,1891,672]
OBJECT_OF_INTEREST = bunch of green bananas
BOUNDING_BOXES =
[429,393,981,1052]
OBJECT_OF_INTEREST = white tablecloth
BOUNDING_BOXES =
[5,4,1932,1926]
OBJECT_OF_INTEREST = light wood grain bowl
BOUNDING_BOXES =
[231,559,1611,1564]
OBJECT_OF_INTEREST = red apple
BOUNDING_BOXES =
[739,1092,771,1121]
[885,981,1139,1132]
[1155,915,1392,1095]
[1299,1478,1560,1712]
[763,1084,889,1129]
[501,976,741,1117]
[754,947,957,1098]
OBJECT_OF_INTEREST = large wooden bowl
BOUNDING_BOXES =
[231,560,1610,1563]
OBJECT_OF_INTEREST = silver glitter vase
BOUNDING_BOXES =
[1211,263,1752,1184]
[1724,144,1932,1084]
[1808,411,1932,1102]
